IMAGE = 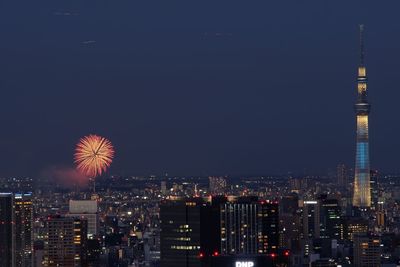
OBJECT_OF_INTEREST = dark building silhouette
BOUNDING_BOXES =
[160,197,282,267]
[0,193,14,267]
[279,194,301,252]
[160,198,206,267]
[337,164,349,188]
[259,201,280,254]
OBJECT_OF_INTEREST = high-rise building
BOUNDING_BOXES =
[353,234,381,267]
[161,181,168,195]
[67,200,99,238]
[14,193,33,267]
[337,164,348,188]
[220,197,279,255]
[44,216,88,267]
[209,177,227,195]
[344,217,368,242]
[279,194,301,252]
[220,197,259,255]
[319,198,343,240]
[370,170,379,208]
[160,197,284,267]
[302,201,320,239]
[160,198,205,267]
[0,193,14,267]
[259,201,280,254]
[353,25,372,208]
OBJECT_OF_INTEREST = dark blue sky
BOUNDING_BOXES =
[0,0,400,177]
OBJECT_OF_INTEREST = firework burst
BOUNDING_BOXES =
[74,134,114,178]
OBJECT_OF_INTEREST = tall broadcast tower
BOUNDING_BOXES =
[353,25,371,208]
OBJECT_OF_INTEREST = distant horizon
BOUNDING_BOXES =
[4,166,400,181]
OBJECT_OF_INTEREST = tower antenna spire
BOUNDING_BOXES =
[359,24,365,66]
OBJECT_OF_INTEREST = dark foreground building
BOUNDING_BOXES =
[14,193,33,267]
[0,193,14,267]
[44,216,88,267]
[160,197,284,267]
[160,198,207,267]
[0,192,33,267]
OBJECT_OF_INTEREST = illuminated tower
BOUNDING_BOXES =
[353,25,371,208]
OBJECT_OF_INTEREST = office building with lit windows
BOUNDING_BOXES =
[160,198,206,267]
[67,200,99,238]
[370,170,379,208]
[14,193,33,267]
[44,216,88,267]
[353,234,381,267]
[353,25,372,208]
[220,197,279,255]
[302,200,320,239]
[319,198,343,240]
[160,197,283,267]
[344,217,368,242]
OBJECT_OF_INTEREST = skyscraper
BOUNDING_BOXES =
[160,198,204,267]
[259,201,280,254]
[220,197,279,255]
[337,164,348,188]
[0,193,14,267]
[353,25,372,208]
[370,170,379,208]
[353,234,381,267]
[220,197,259,255]
[14,193,33,267]
[319,198,343,240]
[44,216,88,267]
[67,200,99,238]
[302,200,320,239]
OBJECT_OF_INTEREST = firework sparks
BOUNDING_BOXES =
[74,134,114,178]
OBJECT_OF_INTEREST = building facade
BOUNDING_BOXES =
[160,199,204,267]
[220,197,279,255]
[14,193,33,267]
[353,234,381,267]
[302,201,320,240]
[44,216,88,267]
[67,200,99,238]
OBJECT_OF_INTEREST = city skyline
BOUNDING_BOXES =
[1,1,400,177]
[2,2,400,267]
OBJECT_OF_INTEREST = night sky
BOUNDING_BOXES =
[1,0,400,178]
